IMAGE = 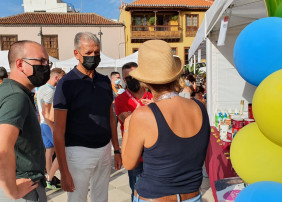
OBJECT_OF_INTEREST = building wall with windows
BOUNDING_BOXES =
[119,0,212,65]
[0,26,125,60]
[0,13,125,60]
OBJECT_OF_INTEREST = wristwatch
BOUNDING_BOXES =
[114,149,121,154]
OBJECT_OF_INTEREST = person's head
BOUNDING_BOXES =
[122,62,138,79]
[110,71,121,85]
[203,79,206,89]
[180,73,189,87]
[122,62,140,93]
[48,68,65,87]
[74,32,101,71]
[8,40,51,89]
[129,40,184,96]
[0,66,8,83]
[192,85,205,100]
[186,74,196,85]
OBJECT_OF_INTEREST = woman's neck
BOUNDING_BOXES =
[152,90,175,102]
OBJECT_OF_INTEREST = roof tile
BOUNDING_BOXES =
[0,12,123,25]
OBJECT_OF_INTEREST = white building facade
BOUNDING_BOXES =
[0,13,125,60]
[22,0,76,13]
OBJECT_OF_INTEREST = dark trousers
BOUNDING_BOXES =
[128,162,143,202]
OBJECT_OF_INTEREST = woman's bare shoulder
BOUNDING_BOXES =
[131,105,155,123]
[177,97,202,114]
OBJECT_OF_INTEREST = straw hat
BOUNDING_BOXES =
[129,40,183,84]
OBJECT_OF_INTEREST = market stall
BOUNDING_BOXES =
[188,1,272,201]
[205,127,237,201]
[189,0,267,125]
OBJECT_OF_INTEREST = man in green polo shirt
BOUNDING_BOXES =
[0,40,51,201]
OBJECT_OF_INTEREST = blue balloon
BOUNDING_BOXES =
[235,181,282,202]
[234,17,282,86]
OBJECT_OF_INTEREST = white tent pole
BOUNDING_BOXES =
[189,59,192,72]
[193,55,196,75]
[206,37,212,125]
[115,60,117,71]
[198,49,201,63]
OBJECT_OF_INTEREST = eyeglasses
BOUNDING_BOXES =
[22,58,53,68]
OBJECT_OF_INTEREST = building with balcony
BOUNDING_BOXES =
[119,0,213,65]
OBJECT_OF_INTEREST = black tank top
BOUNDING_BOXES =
[135,99,210,198]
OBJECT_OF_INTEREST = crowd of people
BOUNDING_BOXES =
[0,32,210,202]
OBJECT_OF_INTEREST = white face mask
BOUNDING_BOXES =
[115,79,121,85]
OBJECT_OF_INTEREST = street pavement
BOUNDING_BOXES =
[47,125,215,202]
[47,168,214,202]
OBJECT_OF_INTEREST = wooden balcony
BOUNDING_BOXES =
[131,25,181,40]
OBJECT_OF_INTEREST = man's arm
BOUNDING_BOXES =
[0,124,38,199]
[42,102,54,131]
[121,108,146,170]
[118,111,132,123]
[53,109,75,192]
[114,95,132,123]
[110,104,122,170]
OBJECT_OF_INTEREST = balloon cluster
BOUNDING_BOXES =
[231,15,282,201]
[230,70,282,184]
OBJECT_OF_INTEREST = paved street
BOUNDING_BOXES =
[47,125,215,202]
[47,168,214,202]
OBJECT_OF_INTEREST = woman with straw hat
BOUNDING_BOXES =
[121,40,210,202]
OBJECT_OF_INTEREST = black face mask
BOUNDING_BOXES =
[125,76,140,93]
[27,65,50,87]
[82,55,101,70]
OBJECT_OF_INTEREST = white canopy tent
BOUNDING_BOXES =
[0,50,9,72]
[188,0,268,124]
[115,51,138,68]
[55,52,116,73]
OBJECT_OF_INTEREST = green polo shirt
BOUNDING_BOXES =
[0,79,46,182]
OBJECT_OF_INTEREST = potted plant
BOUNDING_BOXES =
[171,15,178,21]
[149,16,156,26]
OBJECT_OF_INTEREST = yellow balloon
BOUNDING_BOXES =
[253,69,282,146]
[230,123,282,184]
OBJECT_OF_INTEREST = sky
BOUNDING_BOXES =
[0,0,135,20]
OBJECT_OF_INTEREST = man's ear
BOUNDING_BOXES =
[15,58,24,71]
[54,74,59,81]
[74,49,79,60]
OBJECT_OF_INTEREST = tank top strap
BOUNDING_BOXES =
[191,98,209,123]
[148,102,170,133]
[191,98,203,109]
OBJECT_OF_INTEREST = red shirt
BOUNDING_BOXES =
[115,89,153,134]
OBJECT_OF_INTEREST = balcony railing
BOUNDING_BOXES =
[131,25,181,40]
